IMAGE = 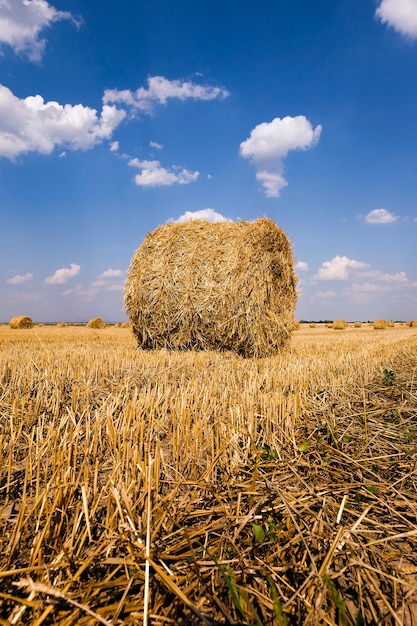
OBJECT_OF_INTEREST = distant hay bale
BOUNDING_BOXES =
[309,323,316,328]
[409,320,417,328]
[292,320,300,330]
[387,320,395,328]
[125,218,298,358]
[9,316,34,329]
[120,322,131,329]
[373,319,387,330]
[333,319,347,330]
[86,317,107,329]
[56,322,68,328]
[353,322,362,328]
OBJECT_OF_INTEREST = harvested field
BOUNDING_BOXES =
[0,324,417,625]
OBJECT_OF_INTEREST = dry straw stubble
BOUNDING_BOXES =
[125,218,298,358]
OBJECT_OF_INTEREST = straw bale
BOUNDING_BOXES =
[9,315,34,329]
[387,320,395,327]
[56,322,68,327]
[332,319,347,330]
[353,321,362,328]
[125,218,298,357]
[120,321,131,328]
[86,317,107,329]
[373,319,387,330]
[409,320,417,328]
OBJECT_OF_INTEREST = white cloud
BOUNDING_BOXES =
[109,141,119,152]
[99,268,124,278]
[316,290,337,298]
[45,263,80,285]
[255,171,288,197]
[376,0,417,38]
[103,75,230,114]
[62,283,98,302]
[0,0,75,61]
[0,85,126,159]
[150,141,163,150]
[6,272,33,284]
[315,255,369,281]
[360,270,409,284]
[129,157,199,187]
[240,115,322,197]
[167,209,232,224]
[365,208,397,224]
[296,261,309,272]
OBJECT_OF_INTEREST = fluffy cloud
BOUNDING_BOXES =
[376,0,417,38]
[44,263,80,285]
[0,0,74,61]
[0,85,126,159]
[365,208,397,224]
[129,157,199,187]
[99,268,124,278]
[6,272,33,284]
[360,270,409,284]
[295,261,309,272]
[316,290,337,298]
[150,141,163,150]
[240,115,322,197]
[103,76,230,114]
[167,209,232,224]
[315,255,369,281]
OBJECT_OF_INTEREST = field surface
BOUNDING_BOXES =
[1,324,417,625]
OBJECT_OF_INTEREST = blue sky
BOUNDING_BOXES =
[1,0,416,323]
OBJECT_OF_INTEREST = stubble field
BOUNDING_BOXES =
[0,324,417,625]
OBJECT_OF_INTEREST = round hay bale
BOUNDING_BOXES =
[373,319,387,330]
[86,317,107,329]
[125,218,298,358]
[56,322,68,327]
[353,321,362,328]
[333,319,347,330]
[120,321,131,329]
[387,320,395,328]
[408,320,417,328]
[9,315,34,329]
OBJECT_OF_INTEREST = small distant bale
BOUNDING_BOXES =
[373,319,387,330]
[120,321,131,329]
[387,320,395,328]
[125,218,298,358]
[309,323,316,328]
[353,321,362,328]
[333,319,347,330]
[56,322,68,327]
[86,317,107,329]
[292,320,300,330]
[409,320,417,328]
[9,315,34,329]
